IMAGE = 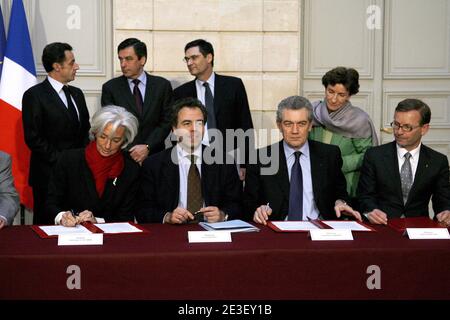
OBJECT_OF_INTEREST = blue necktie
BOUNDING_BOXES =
[288,151,303,220]
[203,82,216,129]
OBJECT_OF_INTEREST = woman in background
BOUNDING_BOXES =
[47,105,140,226]
[309,67,378,209]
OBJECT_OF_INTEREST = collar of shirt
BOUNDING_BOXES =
[283,140,310,162]
[176,144,203,165]
[128,71,147,87]
[47,75,65,94]
[396,143,421,161]
[195,72,215,96]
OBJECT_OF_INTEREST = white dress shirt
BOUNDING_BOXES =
[47,76,80,119]
[127,71,147,101]
[396,143,421,183]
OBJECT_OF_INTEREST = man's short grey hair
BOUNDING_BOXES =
[90,105,138,149]
[276,95,313,122]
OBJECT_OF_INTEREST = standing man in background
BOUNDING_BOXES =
[22,42,90,225]
[174,39,254,181]
[101,38,173,164]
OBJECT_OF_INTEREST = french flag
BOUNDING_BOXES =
[0,0,37,209]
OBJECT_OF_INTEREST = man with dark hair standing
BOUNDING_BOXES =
[174,39,253,181]
[357,98,450,226]
[101,38,173,164]
[22,42,90,225]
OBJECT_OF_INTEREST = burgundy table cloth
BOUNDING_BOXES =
[0,223,449,300]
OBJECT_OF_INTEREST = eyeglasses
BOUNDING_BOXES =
[182,55,201,63]
[390,121,421,132]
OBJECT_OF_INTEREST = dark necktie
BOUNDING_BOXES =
[288,151,303,220]
[62,85,79,124]
[203,82,216,130]
[400,152,413,204]
[187,155,203,217]
[132,79,143,116]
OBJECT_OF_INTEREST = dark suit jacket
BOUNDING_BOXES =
[101,72,173,154]
[136,146,242,223]
[357,141,450,218]
[22,78,90,188]
[244,140,349,221]
[46,149,140,222]
[173,73,254,165]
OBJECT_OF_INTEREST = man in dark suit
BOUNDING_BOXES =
[22,42,90,225]
[357,98,450,226]
[0,151,19,229]
[244,95,361,225]
[101,38,173,164]
[137,97,242,224]
[173,39,253,181]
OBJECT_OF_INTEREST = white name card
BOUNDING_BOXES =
[406,228,450,240]
[58,233,104,246]
[188,231,232,243]
[309,229,353,241]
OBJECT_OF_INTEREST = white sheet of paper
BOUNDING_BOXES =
[94,222,142,234]
[39,225,92,236]
[406,228,450,240]
[310,229,354,241]
[58,233,103,246]
[199,219,259,233]
[271,221,320,231]
[188,231,232,243]
[322,221,372,231]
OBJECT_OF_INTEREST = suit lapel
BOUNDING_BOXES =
[81,155,100,203]
[188,80,197,98]
[406,146,429,204]
[43,79,76,124]
[309,141,325,202]
[142,73,154,118]
[162,148,180,208]
[275,142,290,202]
[385,142,404,204]
[211,73,223,119]
[118,76,138,114]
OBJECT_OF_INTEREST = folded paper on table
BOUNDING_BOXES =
[199,219,260,233]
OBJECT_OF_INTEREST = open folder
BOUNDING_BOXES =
[268,220,375,232]
[387,216,447,232]
[31,222,148,238]
[199,219,260,233]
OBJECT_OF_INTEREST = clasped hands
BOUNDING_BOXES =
[165,206,225,224]
[61,210,97,227]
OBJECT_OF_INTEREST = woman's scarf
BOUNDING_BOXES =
[85,141,124,197]
[312,100,379,145]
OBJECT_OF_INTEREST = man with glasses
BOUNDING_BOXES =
[357,98,450,225]
[173,39,253,181]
